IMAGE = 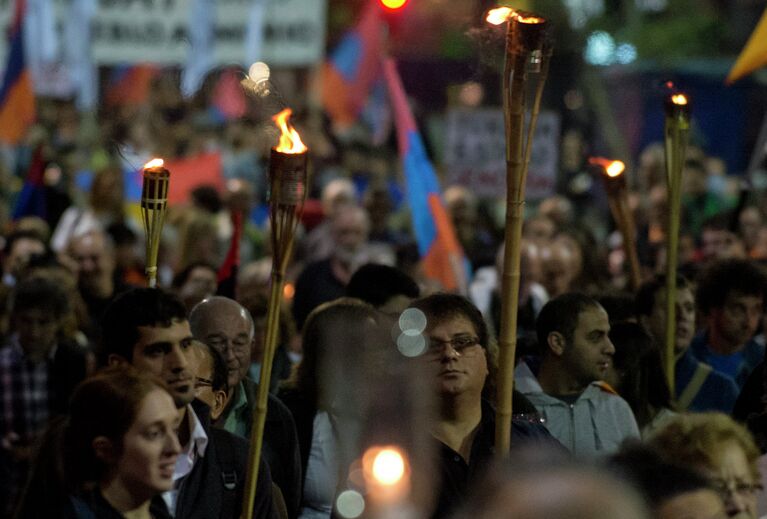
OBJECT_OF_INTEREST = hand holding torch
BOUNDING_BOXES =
[663,91,691,400]
[141,159,170,288]
[243,108,308,518]
[486,6,552,458]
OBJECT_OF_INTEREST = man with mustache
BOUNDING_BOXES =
[101,288,276,519]
[515,292,639,457]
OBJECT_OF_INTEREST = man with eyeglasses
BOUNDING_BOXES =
[406,293,560,519]
[101,288,276,519]
[515,292,639,458]
[190,296,302,519]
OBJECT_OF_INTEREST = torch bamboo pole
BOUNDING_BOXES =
[495,17,550,458]
[607,188,642,291]
[663,97,690,401]
[242,148,306,519]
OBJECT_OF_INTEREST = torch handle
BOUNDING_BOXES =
[608,191,642,291]
[663,113,690,401]
[242,269,284,518]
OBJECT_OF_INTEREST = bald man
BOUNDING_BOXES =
[190,297,302,519]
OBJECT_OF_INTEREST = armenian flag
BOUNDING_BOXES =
[383,58,468,293]
[0,0,35,145]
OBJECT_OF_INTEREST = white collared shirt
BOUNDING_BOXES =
[162,404,209,516]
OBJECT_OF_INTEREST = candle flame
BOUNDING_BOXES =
[144,158,164,169]
[589,157,626,177]
[272,108,307,154]
[371,448,405,486]
[486,6,545,25]
[671,94,688,106]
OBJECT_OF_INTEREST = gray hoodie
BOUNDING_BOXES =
[515,361,640,458]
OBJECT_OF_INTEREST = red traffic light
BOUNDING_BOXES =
[380,0,408,11]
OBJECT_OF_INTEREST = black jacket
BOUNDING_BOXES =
[151,400,276,519]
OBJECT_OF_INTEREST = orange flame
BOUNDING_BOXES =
[486,6,513,24]
[589,157,626,177]
[671,94,688,106]
[363,446,408,487]
[486,6,545,25]
[144,158,165,169]
[272,108,307,154]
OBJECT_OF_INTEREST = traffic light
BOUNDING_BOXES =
[379,0,409,12]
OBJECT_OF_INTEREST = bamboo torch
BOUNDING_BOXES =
[589,157,642,291]
[486,6,551,458]
[141,158,170,287]
[242,108,308,518]
[663,90,691,400]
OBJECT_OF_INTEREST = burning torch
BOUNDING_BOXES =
[486,6,551,458]
[663,89,691,400]
[141,159,170,288]
[242,108,309,518]
[589,157,642,291]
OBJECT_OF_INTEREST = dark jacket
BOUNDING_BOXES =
[151,400,276,519]
[431,400,564,519]
[275,387,318,479]
[237,378,302,519]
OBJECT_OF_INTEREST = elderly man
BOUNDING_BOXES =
[407,293,559,519]
[101,288,275,519]
[68,230,125,336]
[190,296,302,519]
[516,292,640,458]
[292,205,375,329]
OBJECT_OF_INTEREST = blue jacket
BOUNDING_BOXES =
[689,331,764,389]
[675,348,740,413]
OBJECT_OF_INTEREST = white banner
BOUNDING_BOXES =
[0,0,326,70]
[443,108,560,200]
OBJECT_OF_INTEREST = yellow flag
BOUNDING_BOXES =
[727,7,767,84]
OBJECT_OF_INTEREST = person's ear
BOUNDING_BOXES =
[211,389,231,421]
[547,332,566,356]
[92,436,116,464]
[107,354,129,367]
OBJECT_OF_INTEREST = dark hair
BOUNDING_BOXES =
[635,274,693,317]
[597,292,636,324]
[195,340,229,393]
[346,263,420,308]
[171,261,218,289]
[191,185,223,214]
[286,298,377,408]
[11,276,69,318]
[409,293,489,350]
[609,321,671,427]
[99,288,187,364]
[536,292,601,350]
[3,230,46,257]
[106,222,137,246]
[408,293,498,402]
[609,443,717,510]
[696,259,767,315]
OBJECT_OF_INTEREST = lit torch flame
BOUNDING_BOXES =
[589,157,626,177]
[486,6,513,25]
[671,94,688,106]
[486,6,545,25]
[363,445,408,490]
[144,158,165,169]
[272,108,307,154]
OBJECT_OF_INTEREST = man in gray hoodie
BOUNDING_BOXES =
[515,292,639,457]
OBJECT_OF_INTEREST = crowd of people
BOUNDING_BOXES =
[2,71,767,518]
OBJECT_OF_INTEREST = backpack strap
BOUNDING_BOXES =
[677,362,712,410]
[209,428,239,519]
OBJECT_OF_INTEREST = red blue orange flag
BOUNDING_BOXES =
[217,210,243,299]
[0,0,35,145]
[320,1,385,129]
[383,58,468,293]
[12,143,46,220]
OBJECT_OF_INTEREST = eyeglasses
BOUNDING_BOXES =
[425,335,481,358]
[206,336,251,354]
[710,478,763,499]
